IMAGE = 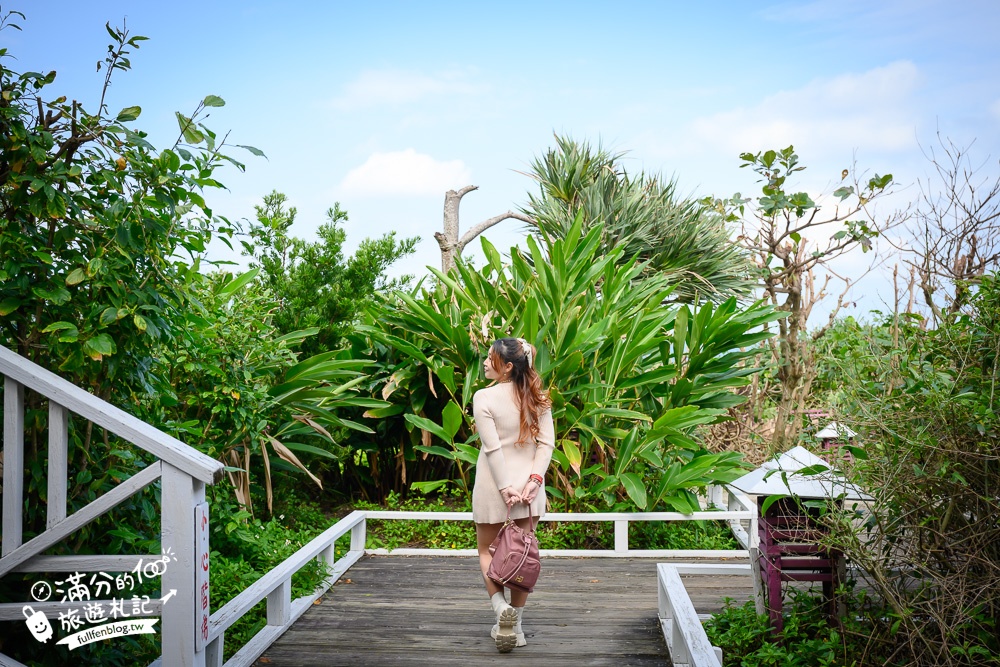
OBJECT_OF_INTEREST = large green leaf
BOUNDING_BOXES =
[620,472,647,510]
[441,400,464,440]
[404,413,452,445]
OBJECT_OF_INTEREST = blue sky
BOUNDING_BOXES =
[8,1,1000,320]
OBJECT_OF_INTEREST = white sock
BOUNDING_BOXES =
[490,592,508,616]
[513,606,524,634]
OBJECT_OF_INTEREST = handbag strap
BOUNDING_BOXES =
[504,505,538,533]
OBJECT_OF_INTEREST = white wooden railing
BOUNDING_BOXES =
[724,487,757,549]
[197,511,367,667]
[365,508,751,558]
[0,346,223,667]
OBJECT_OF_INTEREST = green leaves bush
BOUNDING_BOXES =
[705,588,881,667]
[816,274,1000,665]
[353,214,781,510]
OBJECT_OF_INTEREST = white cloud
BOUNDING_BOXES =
[338,149,472,197]
[688,61,922,156]
[331,68,487,110]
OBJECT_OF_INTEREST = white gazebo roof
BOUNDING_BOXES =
[729,446,869,500]
[815,421,857,440]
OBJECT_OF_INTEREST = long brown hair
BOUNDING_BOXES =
[488,337,551,445]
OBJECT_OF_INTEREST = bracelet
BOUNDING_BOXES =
[529,474,544,486]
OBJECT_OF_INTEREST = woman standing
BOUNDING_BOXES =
[472,337,555,653]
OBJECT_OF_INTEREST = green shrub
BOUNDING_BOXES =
[704,588,884,667]
[630,520,739,550]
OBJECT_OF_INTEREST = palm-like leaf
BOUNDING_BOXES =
[524,135,751,301]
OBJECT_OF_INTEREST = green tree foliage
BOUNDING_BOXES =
[524,135,751,301]
[705,146,895,448]
[351,216,782,509]
[137,270,387,516]
[247,190,419,355]
[0,17,256,394]
[819,276,1000,665]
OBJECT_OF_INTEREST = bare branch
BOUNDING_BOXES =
[457,211,534,252]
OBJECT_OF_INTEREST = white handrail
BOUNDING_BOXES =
[363,509,753,558]
[0,345,222,483]
[657,564,726,667]
[0,346,223,667]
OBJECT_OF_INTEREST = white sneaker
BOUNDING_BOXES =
[494,606,518,653]
[491,620,526,648]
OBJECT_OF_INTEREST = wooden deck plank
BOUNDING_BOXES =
[256,556,752,666]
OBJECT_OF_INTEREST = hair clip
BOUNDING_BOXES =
[518,338,533,368]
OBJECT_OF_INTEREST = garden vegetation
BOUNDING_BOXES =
[0,9,997,666]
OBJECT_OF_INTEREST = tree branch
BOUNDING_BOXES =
[456,211,534,252]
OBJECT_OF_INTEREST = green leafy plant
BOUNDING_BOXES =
[525,135,751,301]
[705,588,884,667]
[247,191,419,355]
[353,213,782,510]
[140,269,388,514]
[815,274,1000,666]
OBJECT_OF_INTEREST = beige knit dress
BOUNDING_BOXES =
[471,382,556,524]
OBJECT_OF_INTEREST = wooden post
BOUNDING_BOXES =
[47,402,68,529]
[614,520,629,554]
[205,633,224,667]
[267,579,291,627]
[3,377,24,556]
[319,543,336,573]
[707,485,724,509]
[161,462,207,667]
[350,518,366,553]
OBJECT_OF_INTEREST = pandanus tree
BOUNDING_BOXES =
[523,136,752,302]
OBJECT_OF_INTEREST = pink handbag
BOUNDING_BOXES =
[487,509,541,593]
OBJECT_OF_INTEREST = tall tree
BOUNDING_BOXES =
[525,136,751,302]
[247,191,418,354]
[706,146,900,449]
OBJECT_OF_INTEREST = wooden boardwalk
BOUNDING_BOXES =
[256,555,753,666]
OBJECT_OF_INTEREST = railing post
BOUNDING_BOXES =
[161,462,207,667]
[350,515,366,553]
[319,543,336,572]
[657,567,668,618]
[707,484,724,509]
[614,519,628,554]
[2,377,24,556]
[267,579,291,627]
[670,594,688,664]
[47,402,68,529]
[205,633,224,667]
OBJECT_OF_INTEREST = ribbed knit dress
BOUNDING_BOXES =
[471,382,556,524]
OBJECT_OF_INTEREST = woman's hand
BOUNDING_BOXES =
[500,487,522,507]
[519,479,541,505]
